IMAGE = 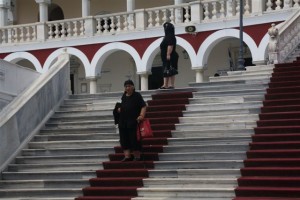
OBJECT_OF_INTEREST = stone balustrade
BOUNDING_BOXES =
[0,0,299,48]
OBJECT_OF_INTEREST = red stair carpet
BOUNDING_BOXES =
[234,58,300,200]
[75,90,193,200]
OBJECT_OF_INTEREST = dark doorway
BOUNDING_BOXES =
[244,57,255,67]
[70,74,74,94]
[148,66,163,90]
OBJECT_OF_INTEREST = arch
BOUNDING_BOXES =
[258,33,270,62]
[4,52,43,73]
[197,29,259,68]
[48,3,64,21]
[141,36,197,72]
[43,47,91,74]
[91,42,141,77]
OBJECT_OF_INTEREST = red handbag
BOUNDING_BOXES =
[137,118,153,141]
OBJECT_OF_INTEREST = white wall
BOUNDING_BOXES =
[0,59,40,110]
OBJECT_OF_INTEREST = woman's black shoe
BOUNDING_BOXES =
[121,157,133,162]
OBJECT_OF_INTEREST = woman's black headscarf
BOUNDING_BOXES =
[163,22,175,36]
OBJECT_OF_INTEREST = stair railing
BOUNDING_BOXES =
[268,9,300,64]
[0,52,70,173]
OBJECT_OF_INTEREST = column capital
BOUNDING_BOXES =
[137,71,152,76]
[0,0,10,8]
[86,76,98,81]
[35,0,51,5]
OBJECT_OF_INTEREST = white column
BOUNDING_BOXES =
[174,0,184,23]
[174,0,183,5]
[140,73,149,91]
[195,69,204,83]
[35,0,51,22]
[0,0,9,27]
[127,0,135,11]
[251,0,265,15]
[88,78,97,94]
[82,0,90,17]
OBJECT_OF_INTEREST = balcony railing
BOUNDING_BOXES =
[0,0,299,45]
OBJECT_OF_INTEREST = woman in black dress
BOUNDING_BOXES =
[160,22,179,89]
[117,80,147,161]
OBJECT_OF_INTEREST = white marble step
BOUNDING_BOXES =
[175,121,257,131]
[143,177,237,188]
[171,128,254,138]
[28,140,119,149]
[53,109,112,117]
[0,179,88,189]
[189,94,264,104]
[0,198,73,200]
[158,152,246,161]
[1,171,96,180]
[183,107,260,117]
[33,132,119,141]
[0,188,82,199]
[45,119,114,126]
[209,73,271,82]
[137,187,235,198]
[39,127,116,134]
[8,162,103,172]
[186,101,262,112]
[163,143,249,153]
[154,160,243,169]
[193,88,266,97]
[15,155,109,164]
[179,114,258,123]
[21,147,115,157]
[148,169,241,179]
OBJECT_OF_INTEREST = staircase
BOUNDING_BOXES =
[234,58,300,199]
[0,65,275,199]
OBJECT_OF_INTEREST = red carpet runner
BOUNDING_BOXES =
[234,58,300,200]
[75,91,193,200]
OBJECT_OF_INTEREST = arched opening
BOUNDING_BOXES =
[96,51,138,93]
[48,4,64,21]
[148,45,193,89]
[205,38,254,80]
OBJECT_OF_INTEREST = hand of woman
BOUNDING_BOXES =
[166,54,171,60]
[137,115,144,122]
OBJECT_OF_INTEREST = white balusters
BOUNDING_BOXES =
[73,21,79,36]
[147,11,154,28]
[275,0,282,10]
[220,1,226,18]
[294,0,300,7]
[169,8,175,24]
[103,18,109,33]
[110,16,116,34]
[154,10,160,27]
[116,16,121,32]
[203,3,210,21]
[266,0,273,11]
[284,0,291,9]
[183,6,190,23]
[211,2,217,20]
[67,22,72,37]
[123,14,129,31]
[245,0,251,15]
[162,9,168,24]
[227,0,234,17]
[128,14,135,30]
[79,20,84,36]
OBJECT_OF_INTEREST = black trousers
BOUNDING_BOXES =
[119,127,141,151]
